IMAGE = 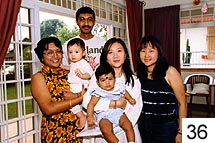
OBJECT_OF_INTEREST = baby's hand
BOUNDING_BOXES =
[75,69,83,79]
[87,115,96,127]
[78,115,86,130]
[60,64,66,69]
[128,98,136,105]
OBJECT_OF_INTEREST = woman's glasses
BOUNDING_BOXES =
[43,49,63,57]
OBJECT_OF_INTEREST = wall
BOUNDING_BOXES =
[144,0,210,9]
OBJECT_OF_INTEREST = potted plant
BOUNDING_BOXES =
[182,39,192,66]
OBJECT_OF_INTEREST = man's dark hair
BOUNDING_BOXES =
[76,6,95,21]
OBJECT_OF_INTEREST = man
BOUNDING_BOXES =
[62,6,105,70]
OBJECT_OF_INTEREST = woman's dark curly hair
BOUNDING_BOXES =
[136,35,169,81]
[34,37,62,64]
[100,37,134,87]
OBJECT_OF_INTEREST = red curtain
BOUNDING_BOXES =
[126,0,143,72]
[144,5,180,72]
[0,0,21,68]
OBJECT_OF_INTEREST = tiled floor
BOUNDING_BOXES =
[187,103,215,118]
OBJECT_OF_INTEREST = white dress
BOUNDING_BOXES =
[81,74,143,143]
[68,59,93,114]
[68,59,93,93]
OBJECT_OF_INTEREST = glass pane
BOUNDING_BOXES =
[21,26,31,42]
[93,0,99,6]
[68,0,72,9]
[7,102,18,119]
[57,0,61,6]
[113,5,118,22]
[23,45,32,61]
[107,3,112,20]
[62,0,67,8]
[94,7,99,17]
[5,43,15,61]
[20,8,30,24]
[24,81,31,97]
[24,63,32,79]
[23,99,33,115]
[119,7,123,23]
[181,10,190,17]
[100,0,105,9]
[7,83,17,100]
[191,9,201,16]
[8,121,18,138]
[101,10,106,19]
[5,64,16,81]
[72,1,76,10]
[51,0,56,5]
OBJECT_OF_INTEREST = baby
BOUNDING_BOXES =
[61,38,93,129]
[87,63,136,143]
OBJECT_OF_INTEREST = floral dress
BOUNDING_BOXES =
[40,65,82,143]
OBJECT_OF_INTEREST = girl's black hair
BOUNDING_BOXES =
[34,37,62,64]
[95,63,115,81]
[137,35,169,81]
[100,37,134,87]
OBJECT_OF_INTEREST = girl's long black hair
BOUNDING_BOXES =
[137,35,169,81]
[100,37,134,87]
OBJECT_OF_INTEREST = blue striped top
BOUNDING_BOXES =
[139,78,178,123]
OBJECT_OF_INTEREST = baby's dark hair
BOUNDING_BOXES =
[95,63,115,81]
[67,38,85,51]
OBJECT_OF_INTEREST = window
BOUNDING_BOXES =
[0,7,37,142]
[180,3,215,68]
[0,0,126,142]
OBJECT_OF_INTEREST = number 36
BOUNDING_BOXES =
[187,124,207,140]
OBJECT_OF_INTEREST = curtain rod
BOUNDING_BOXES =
[139,0,146,6]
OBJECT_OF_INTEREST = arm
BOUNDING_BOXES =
[124,90,136,105]
[123,76,143,126]
[31,72,83,115]
[166,66,187,142]
[75,69,91,80]
[75,61,94,80]
[60,64,70,70]
[87,95,100,127]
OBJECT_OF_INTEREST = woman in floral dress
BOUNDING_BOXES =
[31,37,84,143]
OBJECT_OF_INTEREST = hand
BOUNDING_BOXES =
[63,84,86,100]
[78,114,87,130]
[75,69,83,79]
[116,97,127,109]
[129,98,136,105]
[60,64,66,69]
[62,88,77,100]
[175,133,182,143]
[87,116,96,127]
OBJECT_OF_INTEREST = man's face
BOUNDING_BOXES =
[76,13,95,34]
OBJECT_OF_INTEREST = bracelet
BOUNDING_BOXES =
[69,100,72,107]
[178,128,182,135]
[87,114,93,118]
